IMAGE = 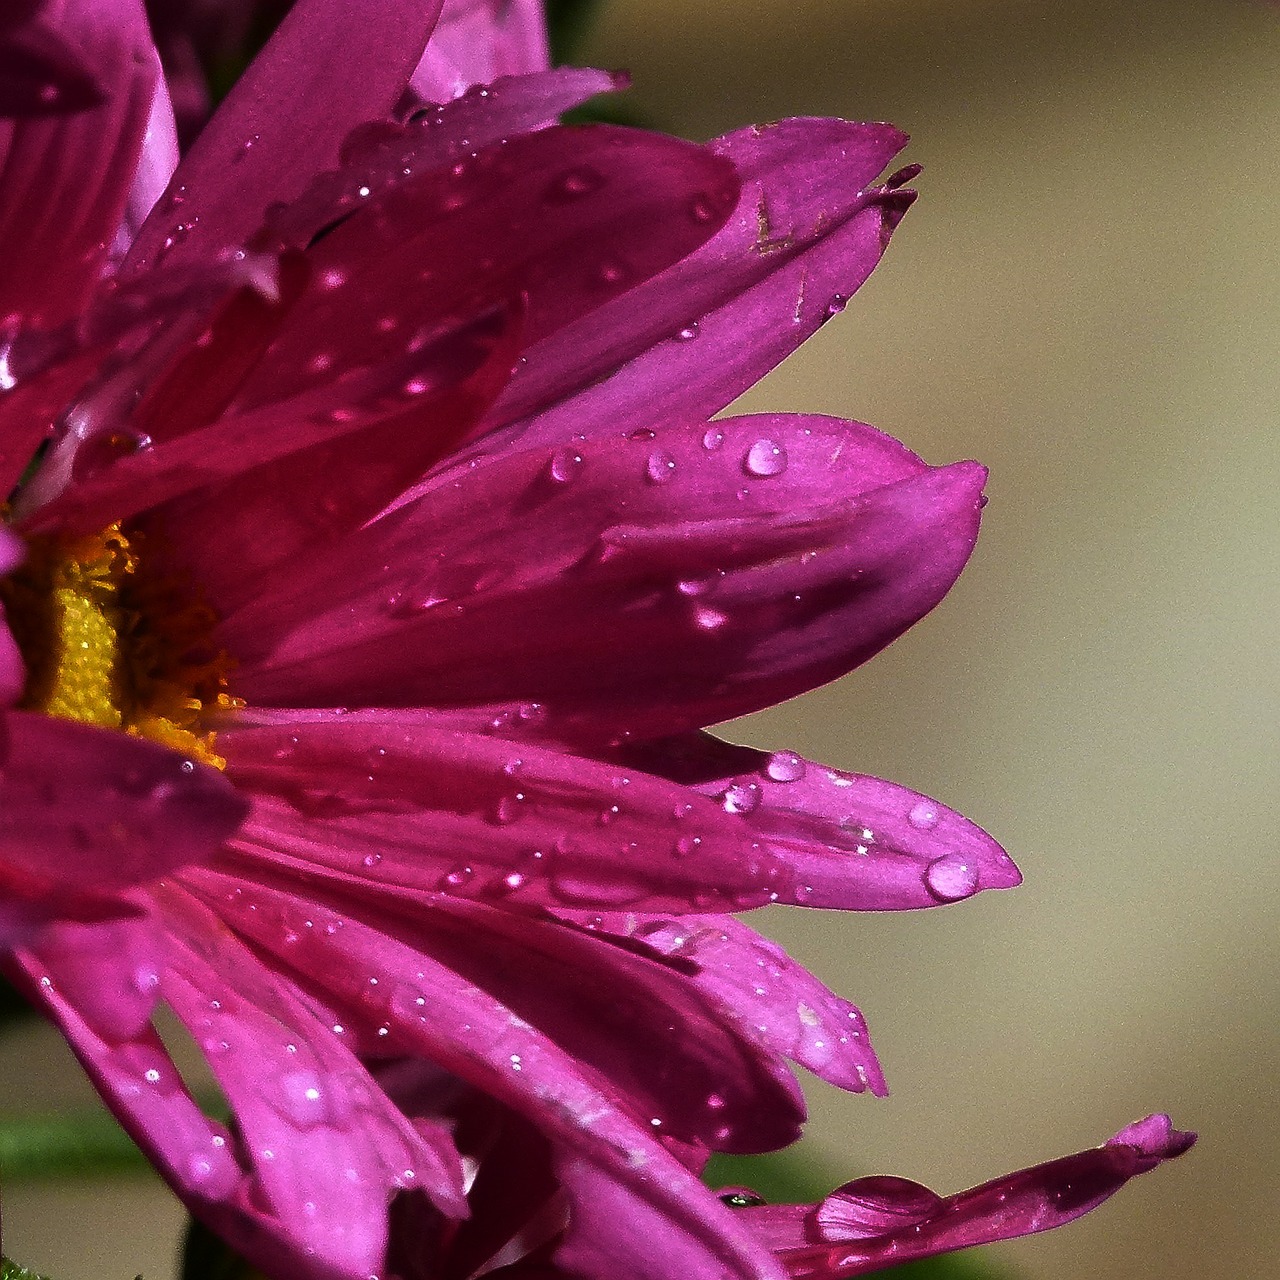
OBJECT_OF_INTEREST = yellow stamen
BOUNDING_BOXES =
[0,523,239,768]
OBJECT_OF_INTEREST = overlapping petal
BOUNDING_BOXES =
[410,0,550,105]
[729,1116,1195,1276]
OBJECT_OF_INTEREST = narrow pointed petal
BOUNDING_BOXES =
[190,873,790,1280]
[740,1117,1195,1276]
[410,0,550,104]
[225,415,983,742]
[0,712,246,942]
[626,733,1021,910]
[219,713,787,914]
[260,68,625,255]
[555,911,886,1097]
[0,0,158,331]
[124,0,446,273]
[482,120,912,449]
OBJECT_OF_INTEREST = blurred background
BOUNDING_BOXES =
[2,1,1276,1279]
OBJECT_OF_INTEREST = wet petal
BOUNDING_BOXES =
[738,1117,1195,1276]
[0,712,246,942]
[481,119,912,449]
[410,0,550,104]
[554,911,886,1097]
[626,733,1021,910]
[0,0,158,331]
[189,873,791,1280]
[225,415,984,743]
[220,712,786,915]
[124,0,446,273]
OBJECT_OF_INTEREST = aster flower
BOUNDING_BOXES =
[0,3,1191,1280]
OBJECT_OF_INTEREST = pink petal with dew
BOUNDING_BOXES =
[410,0,550,105]
[733,1116,1194,1276]
[554,911,885,1098]
[259,67,624,255]
[187,873,791,1280]
[0,712,246,944]
[0,0,158,331]
[125,0,445,273]
[625,733,1020,909]
[230,125,738,411]
[219,711,787,915]
[14,886,467,1280]
[225,415,983,743]
[480,119,913,450]
[0,2,103,115]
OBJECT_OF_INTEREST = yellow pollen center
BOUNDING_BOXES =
[0,523,240,768]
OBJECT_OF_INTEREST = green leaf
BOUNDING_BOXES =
[2,1258,52,1280]
[0,1107,151,1179]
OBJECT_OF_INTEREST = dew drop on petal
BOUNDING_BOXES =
[923,854,980,902]
[361,852,383,869]
[722,782,762,815]
[908,800,940,830]
[675,322,700,342]
[646,450,677,484]
[764,752,805,783]
[701,427,725,451]
[826,293,849,316]
[547,448,584,484]
[744,439,788,477]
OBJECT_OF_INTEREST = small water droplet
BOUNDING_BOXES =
[764,752,806,783]
[693,604,728,630]
[701,427,725,451]
[596,259,628,287]
[361,852,383,870]
[646,450,676,484]
[675,322,700,342]
[547,448,584,484]
[722,782,762,815]
[597,804,620,826]
[908,800,940,830]
[826,293,849,316]
[673,835,702,857]
[924,854,979,902]
[494,792,527,824]
[444,865,475,891]
[744,439,788,477]
[547,166,605,201]
[690,195,717,223]
[720,1190,767,1208]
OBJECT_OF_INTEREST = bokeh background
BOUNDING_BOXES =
[2,2,1276,1279]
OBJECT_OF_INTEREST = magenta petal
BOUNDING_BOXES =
[483,119,912,449]
[260,68,624,255]
[0,8,104,115]
[551,1155,786,1280]
[226,415,982,741]
[190,873,791,1280]
[751,1117,1195,1275]
[627,733,1020,910]
[555,912,886,1098]
[410,0,551,104]
[0,712,246,942]
[0,0,158,331]
[125,0,446,273]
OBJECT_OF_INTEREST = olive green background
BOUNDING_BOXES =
[2,2,1276,1279]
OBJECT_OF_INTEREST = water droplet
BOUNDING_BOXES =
[693,605,728,630]
[908,800,939,830]
[826,293,849,316]
[597,805,620,826]
[701,427,725,451]
[596,260,628,287]
[722,782,762,815]
[361,852,383,870]
[547,448,584,484]
[673,835,702,857]
[628,428,656,442]
[675,323,700,342]
[744,439,788,477]
[444,865,475,891]
[646,450,677,484]
[764,752,806,783]
[924,854,979,902]
[494,792,527,824]
[690,195,718,223]
[547,166,605,201]
[720,1190,767,1209]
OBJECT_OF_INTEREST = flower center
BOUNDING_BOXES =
[0,523,239,768]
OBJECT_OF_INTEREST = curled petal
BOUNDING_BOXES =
[626,733,1020,910]
[225,415,983,742]
[0,712,246,943]
[735,1117,1195,1276]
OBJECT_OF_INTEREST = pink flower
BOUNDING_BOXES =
[0,3,1190,1279]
